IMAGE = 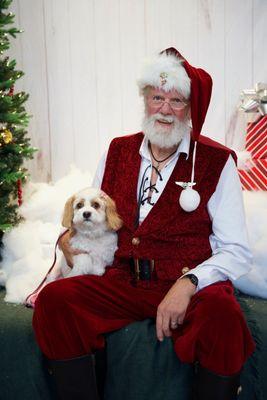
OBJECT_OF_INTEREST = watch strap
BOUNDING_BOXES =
[182,273,198,287]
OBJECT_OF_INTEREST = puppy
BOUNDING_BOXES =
[47,187,122,281]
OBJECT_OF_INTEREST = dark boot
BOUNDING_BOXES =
[47,354,99,400]
[194,364,241,400]
[95,347,107,400]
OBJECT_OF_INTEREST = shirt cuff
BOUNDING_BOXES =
[180,266,228,292]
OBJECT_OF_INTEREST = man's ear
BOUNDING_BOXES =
[105,196,123,231]
[62,196,75,229]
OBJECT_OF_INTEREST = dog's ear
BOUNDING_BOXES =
[62,195,75,229]
[105,196,123,231]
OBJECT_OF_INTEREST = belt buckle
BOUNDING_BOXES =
[134,259,155,281]
[134,259,140,280]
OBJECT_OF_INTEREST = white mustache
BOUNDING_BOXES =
[151,113,175,123]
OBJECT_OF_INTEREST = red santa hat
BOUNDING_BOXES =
[138,47,213,141]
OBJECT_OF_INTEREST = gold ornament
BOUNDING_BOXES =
[1,128,13,144]
[160,72,168,86]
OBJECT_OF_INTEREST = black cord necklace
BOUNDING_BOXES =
[135,164,163,228]
[135,143,178,228]
[149,141,177,170]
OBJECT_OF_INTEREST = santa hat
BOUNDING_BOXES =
[137,52,191,99]
[138,47,213,141]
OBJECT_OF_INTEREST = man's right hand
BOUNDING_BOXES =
[58,231,84,268]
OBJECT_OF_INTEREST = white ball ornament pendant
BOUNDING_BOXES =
[179,186,200,212]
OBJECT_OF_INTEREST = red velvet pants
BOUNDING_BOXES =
[32,269,255,376]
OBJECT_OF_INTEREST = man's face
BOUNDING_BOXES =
[145,87,189,124]
[142,87,191,148]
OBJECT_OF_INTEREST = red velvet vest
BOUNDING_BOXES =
[101,132,235,281]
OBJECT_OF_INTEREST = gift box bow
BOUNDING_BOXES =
[240,83,267,115]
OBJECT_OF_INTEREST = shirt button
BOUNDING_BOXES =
[182,267,190,274]
[132,237,140,246]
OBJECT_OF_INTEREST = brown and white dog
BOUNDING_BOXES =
[47,187,122,281]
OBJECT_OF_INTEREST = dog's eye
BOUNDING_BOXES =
[92,201,100,209]
[76,202,83,209]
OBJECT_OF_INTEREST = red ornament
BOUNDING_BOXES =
[8,85,14,96]
[17,179,22,206]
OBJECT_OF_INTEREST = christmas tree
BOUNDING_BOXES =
[0,0,36,254]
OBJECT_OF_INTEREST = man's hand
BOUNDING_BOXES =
[58,231,85,268]
[156,278,196,341]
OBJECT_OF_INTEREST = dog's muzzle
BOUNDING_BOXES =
[129,258,156,281]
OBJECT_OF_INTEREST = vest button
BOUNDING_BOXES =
[182,267,190,274]
[132,237,140,246]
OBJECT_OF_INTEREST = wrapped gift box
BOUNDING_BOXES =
[238,158,267,190]
[238,115,267,190]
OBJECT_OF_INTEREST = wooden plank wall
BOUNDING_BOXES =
[7,0,267,182]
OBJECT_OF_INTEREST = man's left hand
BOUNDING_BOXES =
[156,278,196,341]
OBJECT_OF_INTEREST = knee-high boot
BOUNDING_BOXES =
[95,347,107,400]
[47,354,99,400]
[194,364,241,400]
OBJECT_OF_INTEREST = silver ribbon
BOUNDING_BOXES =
[240,83,267,115]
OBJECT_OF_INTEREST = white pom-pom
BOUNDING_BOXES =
[179,187,200,212]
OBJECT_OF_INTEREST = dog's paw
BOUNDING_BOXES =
[93,268,105,276]
[65,269,79,278]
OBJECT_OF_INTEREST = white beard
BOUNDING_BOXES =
[142,112,191,148]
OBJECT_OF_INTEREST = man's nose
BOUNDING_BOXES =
[160,100,173,115]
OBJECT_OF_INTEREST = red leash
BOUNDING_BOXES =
[24,229,69,308]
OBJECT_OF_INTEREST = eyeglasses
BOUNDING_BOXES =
[147,95,188,110]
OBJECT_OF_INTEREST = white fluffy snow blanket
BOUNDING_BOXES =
[0,167,267,303]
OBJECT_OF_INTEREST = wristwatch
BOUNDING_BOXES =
[182,273,198,287]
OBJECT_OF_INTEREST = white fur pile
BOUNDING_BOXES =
[234,191,267,298]
[0,166,267,303]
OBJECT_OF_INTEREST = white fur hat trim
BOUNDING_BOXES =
[137,53,191,99]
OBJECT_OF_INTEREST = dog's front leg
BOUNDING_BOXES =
[65,253,104,278]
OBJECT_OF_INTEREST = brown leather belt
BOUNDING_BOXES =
[129,258,156,281]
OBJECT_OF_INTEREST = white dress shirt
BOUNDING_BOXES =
[92,132,253,291]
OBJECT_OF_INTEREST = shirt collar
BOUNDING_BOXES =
[139,129,191,162]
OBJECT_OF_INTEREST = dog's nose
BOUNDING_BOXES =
[83,211,91,219]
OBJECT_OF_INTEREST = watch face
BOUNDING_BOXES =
[187,274,198,286]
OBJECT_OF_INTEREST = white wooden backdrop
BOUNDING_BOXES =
[8,0,267,182]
